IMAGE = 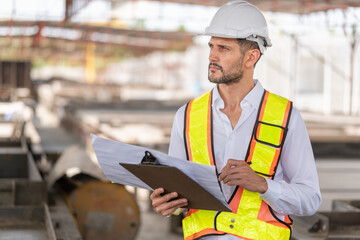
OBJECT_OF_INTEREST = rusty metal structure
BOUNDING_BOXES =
[46,145,141,240]
[0,120,76,240]
[68,181,140,240]
[0,108,141,239]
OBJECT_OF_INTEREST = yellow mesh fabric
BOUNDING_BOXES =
[183,210,217,238]
[187,92,211,165]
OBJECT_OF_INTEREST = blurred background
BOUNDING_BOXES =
[0,0,360,239]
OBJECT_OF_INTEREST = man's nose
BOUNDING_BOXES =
[209,49,219,62]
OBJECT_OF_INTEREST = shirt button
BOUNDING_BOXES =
[231,218,235,223]
[230,224,234,229]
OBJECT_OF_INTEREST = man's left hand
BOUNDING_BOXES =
[218,159,268,194]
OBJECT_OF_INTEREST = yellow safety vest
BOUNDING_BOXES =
[183,89,293,240]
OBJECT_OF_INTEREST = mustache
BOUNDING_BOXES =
[209,62,223,72]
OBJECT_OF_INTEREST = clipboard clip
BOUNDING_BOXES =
[141,151,159,165]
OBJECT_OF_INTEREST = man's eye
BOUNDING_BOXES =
[220,46,230,51]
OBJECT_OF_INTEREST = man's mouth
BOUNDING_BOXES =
[209,63,223,72]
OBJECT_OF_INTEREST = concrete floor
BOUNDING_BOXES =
[135,189,183,240]
[136,209,183,240]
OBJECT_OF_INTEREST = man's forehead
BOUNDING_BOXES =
[208,37,238,46]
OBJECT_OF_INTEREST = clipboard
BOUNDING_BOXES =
[120,151,231,212]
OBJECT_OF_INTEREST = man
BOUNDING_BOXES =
[150,1,321,239]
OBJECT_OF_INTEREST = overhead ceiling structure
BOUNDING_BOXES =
[0,20,194,62]
[1,0,359,63]
[149,0,360,14]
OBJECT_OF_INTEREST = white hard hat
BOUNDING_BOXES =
[204,0,272,53]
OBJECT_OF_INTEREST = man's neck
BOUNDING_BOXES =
[217,77,255,110]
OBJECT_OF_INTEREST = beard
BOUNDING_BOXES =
[208,61,244,85]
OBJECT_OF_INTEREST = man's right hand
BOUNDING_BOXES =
[150,188,188,216]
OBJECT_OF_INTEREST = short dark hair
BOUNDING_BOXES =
[237,39,262,67]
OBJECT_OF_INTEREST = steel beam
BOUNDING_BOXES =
[0,20,194,61]
[0,21,194,48]
[65,0,92,22]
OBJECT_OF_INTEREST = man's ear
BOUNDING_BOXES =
[244,49,261,68]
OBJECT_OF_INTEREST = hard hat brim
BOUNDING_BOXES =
[198,31,272,54]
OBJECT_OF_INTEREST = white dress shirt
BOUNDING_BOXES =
[168,80,322,240]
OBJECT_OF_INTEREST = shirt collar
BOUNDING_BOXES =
[212,79,265,110]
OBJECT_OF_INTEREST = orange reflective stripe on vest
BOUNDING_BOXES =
[183,89,293,240]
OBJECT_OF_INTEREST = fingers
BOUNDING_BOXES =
[151,191,178,208]
[150,188,164,201]
[218,160,268,193]
[222,173,242,185]
[154,197,188,216]
[150,188,188,216]
[220,159,241,173]
[221,167,244,185]
[219,160,247,181]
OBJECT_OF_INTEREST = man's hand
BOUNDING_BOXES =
[150,188,188,216]
[218,159,268,194]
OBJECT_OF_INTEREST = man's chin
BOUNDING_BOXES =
[208,74,222,83]
[208,74,226,83]
[208,77,240,85]
[208,77,220,83]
